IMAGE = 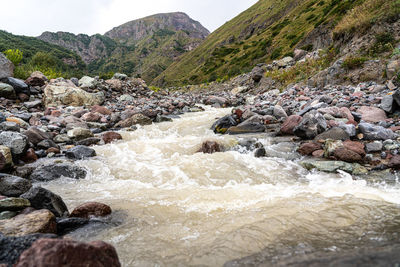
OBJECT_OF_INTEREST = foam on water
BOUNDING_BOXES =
[43,106,400,266]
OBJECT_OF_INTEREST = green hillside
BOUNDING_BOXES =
[0,30,86,79]
[154,0,400,86]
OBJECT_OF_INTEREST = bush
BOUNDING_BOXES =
[3,49,23,66]
[342,56,368,70]
[31,52,58,67]
[99,71,115,80]
[270,47,283,60]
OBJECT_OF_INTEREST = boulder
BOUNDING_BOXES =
[381,95,397,113]
[226,119,266,135]
[333,147,362,163]
[0,233,58,267]
[386,60,400,79]
[113,72,128,80]
[0,121,20,132]
[21,187,69,217]
[293,49,307,61]
[280,115,302,135]
[0,146,13,169]
[357,106,387,123]
[29,163,87,182]
[115,114,152,128]
[70,202,112,219]
[0,131,28,156]
[0,174,31,197]
[293,111,327,139]
[204,96,230,107]
[250,66,265,83]
[65,145,96,160]
[1,77,30,96]
[78,76,96,89]
[0,52,13,79]
[314,127,350,141]
[0,209,56,237]
[105,79,123,91]
[273,105,288,120]
[103,132,122,144]
[0,82,15,99]
[301,160,367,175]
[358,123,397,140]
[298,142,322,156]
[0,197,30,211]
[25,71,48,87]
[24,127,52,146]
[388,155,400,169]
[56,217,89,235]
[343,140,366,157]
[365,141,383,153]
[15,239,121,267]
[275,56,294,68]
[91,105,112,115]
[43,80,104,107]
[67,127,94,140]
[76,137,101,146]
[197,141,222,154]
[118,94,134,102]
[37,139,59,150]
[81,112,102,122]
[211,115,238,134]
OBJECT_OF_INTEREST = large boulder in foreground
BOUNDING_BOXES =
[15,239,121,267]
[43,80,105,107]
[0,52,13,79]
[0,233,58,267]
[0,209,56,237]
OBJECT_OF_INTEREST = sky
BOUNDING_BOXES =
[0,0,258,37]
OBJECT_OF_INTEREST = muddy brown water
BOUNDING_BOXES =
[43,106,400,266]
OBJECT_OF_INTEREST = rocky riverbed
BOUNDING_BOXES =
[1,48,400,266]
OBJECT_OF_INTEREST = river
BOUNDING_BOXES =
[43,106,400,266]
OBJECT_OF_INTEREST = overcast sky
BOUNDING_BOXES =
[0,0,258,37]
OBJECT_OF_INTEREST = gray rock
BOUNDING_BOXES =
[37,139,59,150]
[24,127,52,146]
[78,76,96,89]
[21,186,69,217]
[0,52,14,79]
[0,211,17,220]
[118,94,135,102]
[65,145,96,160]
[358,123,398,140]
[30,163,87,181]
[294,111,327,139]
[0,82,15,99]
[0,197,30,211]
[273,105,288,120]
[211,115,238,134]
[366,141,383,153]
[0,121,20,132]
[381,95,396,113]
[0,233,58,266]
[24,100,42,109]
[56,217,89,235]
[0,174,31,197]
[250,66,265,83]
[67,128,94,140]
[76,137,101,146]
[70,77,79,86]
[113,73,128,80]
[314,127,350,141]
[0,131,28,156]
[338,123,356,137]
[226,120,266,135]
[1,77,30,95]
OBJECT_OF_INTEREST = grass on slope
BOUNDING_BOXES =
[155,0,399,87]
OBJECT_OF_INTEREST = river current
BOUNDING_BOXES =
[43,106,400,266]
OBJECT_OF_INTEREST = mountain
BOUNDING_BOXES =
[38,12,210,83]
[154,0,400,86]
[0,30,86,78]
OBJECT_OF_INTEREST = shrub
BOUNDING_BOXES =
[31,52,58,67]
[369,32,396,55]
[342,56,368,70]
[270,47,283,60]
[99,71,115,80]
[301,44,314,52]
[3,49,23,66]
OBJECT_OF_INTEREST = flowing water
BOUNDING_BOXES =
[43,106,400,266]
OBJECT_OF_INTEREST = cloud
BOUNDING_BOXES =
[0,0,258,36]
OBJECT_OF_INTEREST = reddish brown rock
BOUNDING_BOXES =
[81,112,102,122]
[21,148,38,163]
[298,142,322,156]
[15,239,121,267]
[333,147,362,163]
[70,202,112,219]
[357,106,387,123]
[388,155,400,169]
[24,127,53,146]
[103,132,123,144]
[343,140,366,157]
[18,93,29,102]
[91,105,112,115]
[312,150,324,158]
[25,71,48,87]
[280,115,302,135]
[197,141,222,154]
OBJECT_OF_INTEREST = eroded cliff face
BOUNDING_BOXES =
[38,32,116,64]
[104,12,209,44]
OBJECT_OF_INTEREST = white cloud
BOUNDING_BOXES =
[0,0,258,36]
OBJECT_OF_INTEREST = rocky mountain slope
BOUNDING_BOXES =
[154,0,400,86]
[38,12,209,83]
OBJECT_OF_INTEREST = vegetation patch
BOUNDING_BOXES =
[342,56,368,70]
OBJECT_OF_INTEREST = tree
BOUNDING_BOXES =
[3,49,23,66]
